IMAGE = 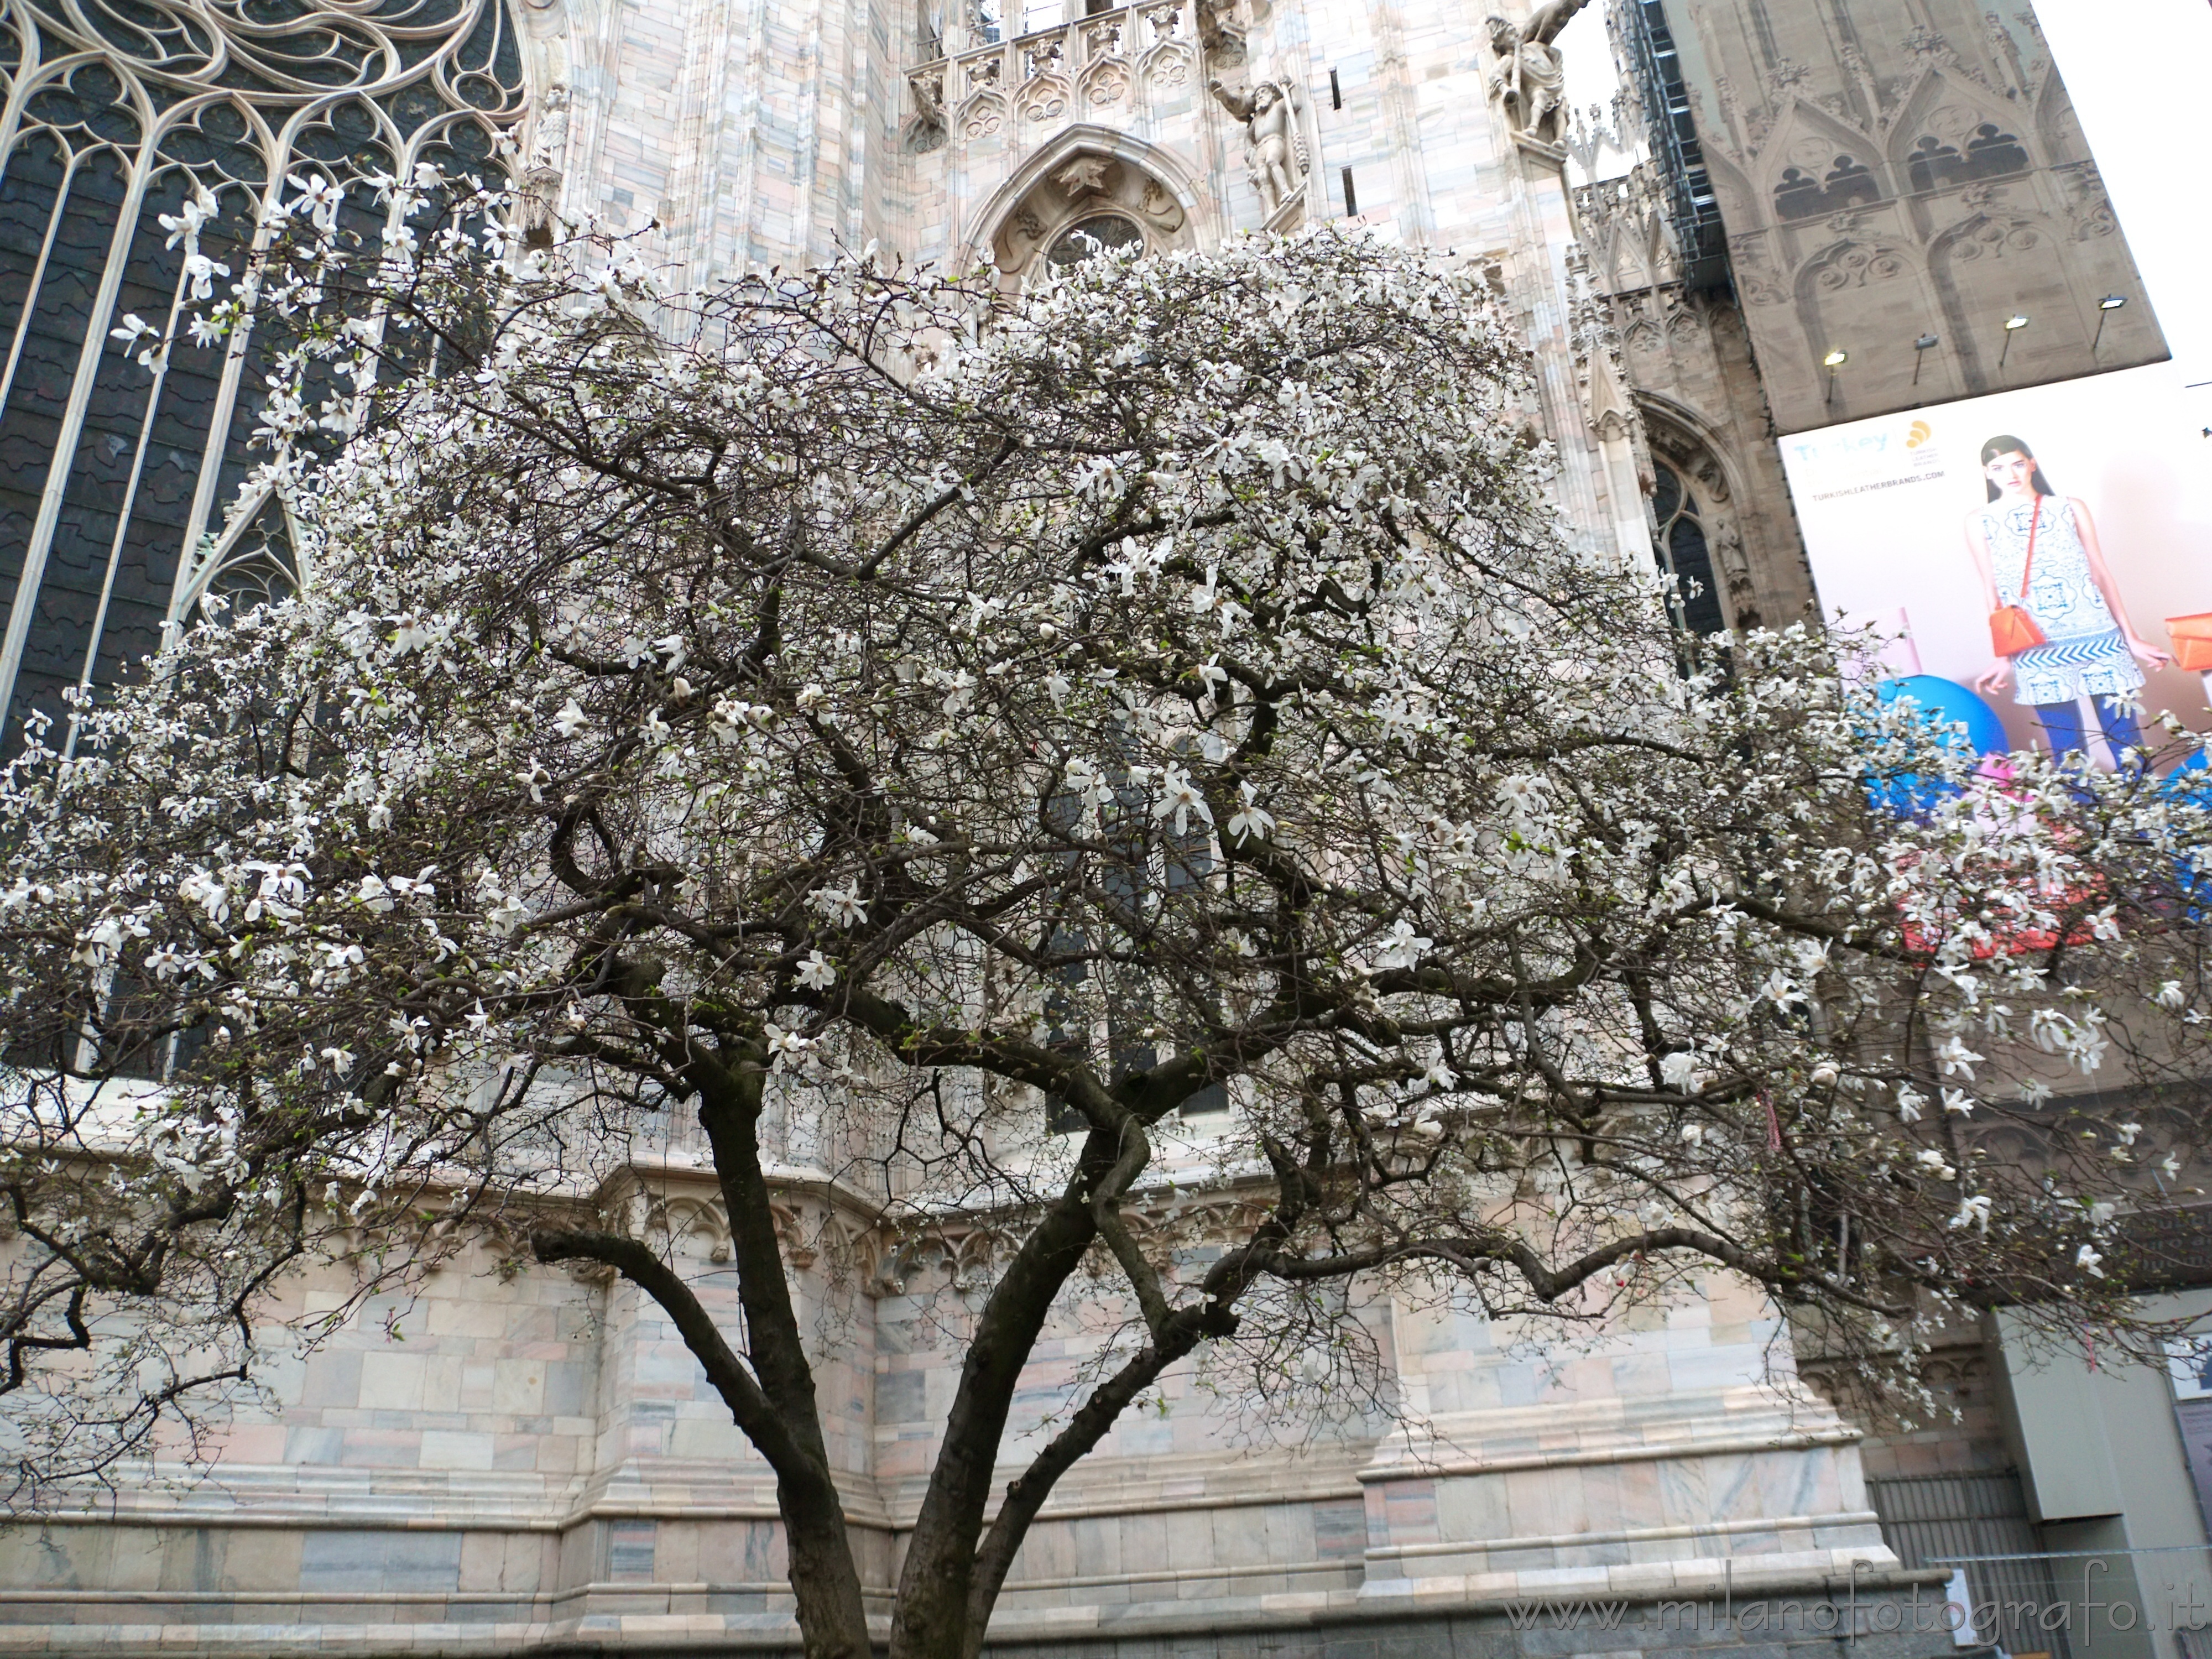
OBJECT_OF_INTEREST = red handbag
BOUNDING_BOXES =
[1989,502,2047,658]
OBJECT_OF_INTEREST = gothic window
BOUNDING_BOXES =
[1906,135,1966,194]
[973,0,1003,44]
[1962,122,2029,179]
[1650,462,1724,636]
[1046,212,1141,266]
[1773,154,1883,221]
[1906,125,2027,194]
[0,0,526,753]
[1773,166,1822,220]
[1822,154,1877,209]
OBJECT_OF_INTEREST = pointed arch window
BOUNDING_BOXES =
[0,0,526,750]
[1650,461,1724,637]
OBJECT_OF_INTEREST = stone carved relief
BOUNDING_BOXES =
[936,3,1193,151]
[1484,0,1593,144]
[1018,73,1072,124]
[1056,156,1112,196]
[640,1192,884,1285]
[1804,238,1912,291]
[1207,75,1308,218]
[1138,179,1186,233]
[1572,158,1691,293]
[1942,213,2043,264]
[1079,58,1131,107]
[984,147,1196,273]
[2058,163,2117,240]
[961,91,1006,140]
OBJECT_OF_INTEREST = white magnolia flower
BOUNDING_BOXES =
[807,883,869,928]
[1225,781,1275,845]
[552,697,589,739]
[1915,1148,1956,1181]
[2157,979,2187,1011]
[1152,765,1213,836]
[1759,969,1806,1013]
[180,251,229,301]
[795,950,837,990]
[764,1023,817,1066]
[1372,919,1432,971]
[1495,773,1543,815]
[109,313,166,369]
[1940,1088,1974,1117]
[1933,1035,1984,1080]
[2075,1245,2105,1279]
[1659,1051,1700,1092]
[1948,1195,1992,1233]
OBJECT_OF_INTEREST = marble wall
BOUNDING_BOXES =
[0,1168,1908,1653]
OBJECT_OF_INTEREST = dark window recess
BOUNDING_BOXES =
[1650,462,1725,636]
[1619,0,1728,290]
[1042,793,1228,1130]
[1340,166,1358,218]
[1906,124,2030,194]
[1040,938,1091,1135]
[1772,153,1882,221]
[1329,68,1342,109]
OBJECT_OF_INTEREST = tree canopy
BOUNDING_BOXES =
[4,181,2211,1659]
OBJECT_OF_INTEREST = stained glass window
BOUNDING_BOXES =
[0,0,526,753]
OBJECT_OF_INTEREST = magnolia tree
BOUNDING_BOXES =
[5,182,2212,1659]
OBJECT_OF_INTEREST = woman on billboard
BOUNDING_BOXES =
[1967,433,2169,763]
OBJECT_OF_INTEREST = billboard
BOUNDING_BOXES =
[1780,364,2212,765]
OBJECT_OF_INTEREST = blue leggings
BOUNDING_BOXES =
[2034,696,2142,765]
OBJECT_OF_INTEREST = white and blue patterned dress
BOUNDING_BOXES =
[1982,495,2143,706]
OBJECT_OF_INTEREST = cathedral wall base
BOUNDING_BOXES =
[0,1571,1957,1657]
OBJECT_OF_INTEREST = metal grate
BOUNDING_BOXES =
[1869,1470,2070,1659]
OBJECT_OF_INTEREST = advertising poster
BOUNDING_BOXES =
[1780,364,2212,764]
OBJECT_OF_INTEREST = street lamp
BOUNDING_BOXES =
[2093,294,2126,354]
[1912,332,1939,387]
[1998,313,2029,372]
[1824,348,1847,406]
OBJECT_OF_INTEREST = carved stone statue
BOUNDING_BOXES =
[1208,77,1305,216]
[1486,0,1594,144]
[905,70,947,154]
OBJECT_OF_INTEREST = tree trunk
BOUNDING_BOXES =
[885,1166,1105,1659]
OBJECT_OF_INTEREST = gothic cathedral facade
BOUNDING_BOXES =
[0,0,2175,1652]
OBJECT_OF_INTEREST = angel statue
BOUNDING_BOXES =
[1208,77,1306,217]
[1486,0,1594,144]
